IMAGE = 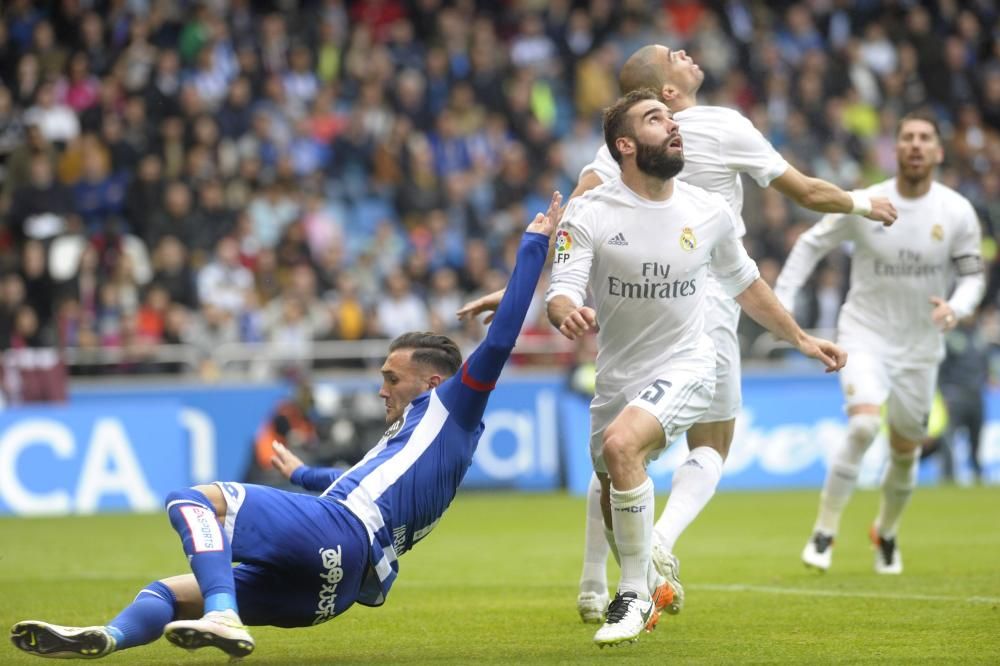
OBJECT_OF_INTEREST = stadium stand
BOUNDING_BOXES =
[0,0,998,383]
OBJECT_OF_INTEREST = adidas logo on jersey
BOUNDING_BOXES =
[608,232,628,246]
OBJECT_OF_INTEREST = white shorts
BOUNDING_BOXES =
[838,349,938,441]
[702,277,742,422]
[590,339,716,474]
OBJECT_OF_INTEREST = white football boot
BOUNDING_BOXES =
[164,609,255,658]
[593,591,654,648]
[802,531,835,572]
[650,543,684,614]
[870,526,903,574]
[10,621,116,659]
[577,590,610,624]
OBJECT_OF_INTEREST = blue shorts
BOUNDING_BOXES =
[214,482,370,628]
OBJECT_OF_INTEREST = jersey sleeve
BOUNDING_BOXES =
[579,144,619,183]
[290,466,342,492]
[437,231,549,431]
[710,205,761,297]
[947,197,986,318]
[773,212,855,311]
[545,200,595,308]
[720,112,790,188]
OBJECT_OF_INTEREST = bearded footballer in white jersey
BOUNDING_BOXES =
[459,44,896,625]
[544,89,846,647]
[774,111,985,575]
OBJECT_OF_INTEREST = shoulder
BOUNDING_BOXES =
[931,181,976,212]
[685,105,755,132]
[567,178,634,216]
[674,180,730,212]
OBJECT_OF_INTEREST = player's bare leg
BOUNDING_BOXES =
[803,404,880,571]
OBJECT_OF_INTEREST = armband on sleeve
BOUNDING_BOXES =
[953,254,984,276]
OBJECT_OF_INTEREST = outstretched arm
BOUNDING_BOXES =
[457,170,605,323]
[439,193,563,430]
[770,167,897,225]
[773,212,854,312]
[272,441,342,491]
[735,279,847,373]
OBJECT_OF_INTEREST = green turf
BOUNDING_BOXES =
[2,486,999,664]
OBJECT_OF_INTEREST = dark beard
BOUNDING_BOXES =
[635,138,684,180]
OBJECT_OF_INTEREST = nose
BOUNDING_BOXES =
[379,385,390,399]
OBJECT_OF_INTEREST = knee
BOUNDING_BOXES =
[847,413,881,448]
[164,486,223,519]
[601,425,638,466]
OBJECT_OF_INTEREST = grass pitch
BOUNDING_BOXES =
[2,486,998,664]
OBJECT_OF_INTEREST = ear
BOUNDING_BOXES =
[615,135,635,157]
[426,373,444,390]
[932,144,944,165]
[661,84,680,105]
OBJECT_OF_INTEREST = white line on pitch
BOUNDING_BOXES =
[691,583,1000,605]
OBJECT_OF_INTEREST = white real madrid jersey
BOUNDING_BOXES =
[579,105,790,238]
[546,177,760,391]
[775,179,983,364]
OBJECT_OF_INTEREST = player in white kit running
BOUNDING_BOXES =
[774,111,985,575]
[546,89,846,647]
[458,44,897,624]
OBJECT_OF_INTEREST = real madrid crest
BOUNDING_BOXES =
[931,224,944,241]
[679,227,697,252]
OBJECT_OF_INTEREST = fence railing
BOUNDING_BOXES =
[47,329,838,378]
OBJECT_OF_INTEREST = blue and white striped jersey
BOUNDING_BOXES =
[291,232,549,606]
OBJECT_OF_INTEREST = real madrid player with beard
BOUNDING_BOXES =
[460,44,896,625]
[10,195,564,661]
[775,111,985,575]
[547,89,846,647]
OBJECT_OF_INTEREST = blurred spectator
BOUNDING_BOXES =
[0,0,994,378]
[375,269,429,339]
[935,314,991,483]
[24,82,80,145]
[8,152,74,245]
[197,235,253,320]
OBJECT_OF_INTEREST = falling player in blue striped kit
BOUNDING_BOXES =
[9,192,563,661]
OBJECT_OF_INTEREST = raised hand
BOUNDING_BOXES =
[526,191,564,237]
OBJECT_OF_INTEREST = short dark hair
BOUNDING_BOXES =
[388,332,462,377]
[897,109,941,140]
[603,88,660,165]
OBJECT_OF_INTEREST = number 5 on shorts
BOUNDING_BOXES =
[639,379,672,405]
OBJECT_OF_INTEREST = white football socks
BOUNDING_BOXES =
[652,446,723,553]
[814,413,880,535]
[876,448,919,538]
[610,477,654,598]
[579,473,611,595]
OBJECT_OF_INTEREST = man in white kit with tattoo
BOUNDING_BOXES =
[775,110,985,574]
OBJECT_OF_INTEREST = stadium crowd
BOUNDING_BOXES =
[1,0,999,380]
